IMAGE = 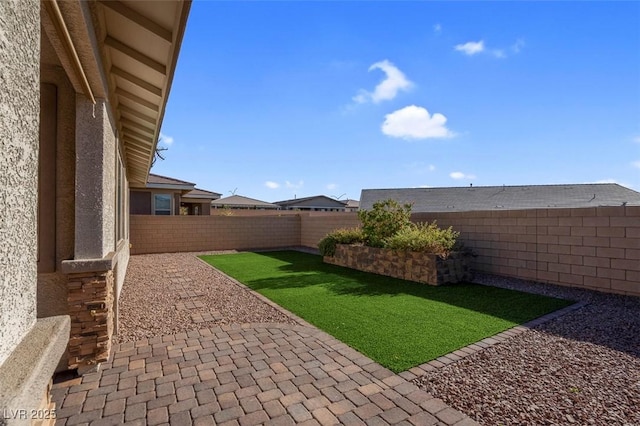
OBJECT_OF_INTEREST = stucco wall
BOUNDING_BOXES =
[74,98,117,259]
[130,190,152,215]
[0,0,40,365]
[101,102,116,256]
[37,64,76,321]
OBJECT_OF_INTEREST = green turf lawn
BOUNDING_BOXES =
[200,250,572,372]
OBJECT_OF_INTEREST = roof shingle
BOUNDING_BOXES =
[360,184,640,212]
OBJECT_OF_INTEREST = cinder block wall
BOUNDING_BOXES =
[130,215,301,254]
[130,207,639,297]
[299,212,361,248]
[413,206,639,296]
[210,210,300,216]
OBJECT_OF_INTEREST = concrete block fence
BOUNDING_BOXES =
[130,215,301,254]
[130,206,639,297]
[413,206,639,297]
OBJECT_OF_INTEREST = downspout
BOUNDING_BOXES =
[42,0,96,105]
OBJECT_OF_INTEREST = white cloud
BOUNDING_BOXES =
[455,39,524,58]
[450,171,476,180]
[265,181,279,189]
[428,164,436,171]
[511,38,525,54]
[285,180,304,189]
[327,183,338,190]
[433,23,442,34]
[159,132,174,146]
[454,40,484,56]
[633,136,640,143]
[633,161,640,169]
[382,105,454,140]
[353,60,413,104]
[491,49,506,59]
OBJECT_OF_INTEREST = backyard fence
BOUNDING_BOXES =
[130,206,639,297]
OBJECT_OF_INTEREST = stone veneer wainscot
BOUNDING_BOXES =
[67,270,114,370]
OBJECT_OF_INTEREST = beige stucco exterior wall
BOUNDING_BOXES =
[74,98,117,259]
[114,181,131,300]
[37,64,76,321]
[130,189,184,215]
[0,0,40,365]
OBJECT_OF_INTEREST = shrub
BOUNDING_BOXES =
[319,199,463,258]
[358,199,413,247]
[318,227,365,256]
[385,221,460,257]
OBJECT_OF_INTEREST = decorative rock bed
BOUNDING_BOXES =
[323,244,473,285]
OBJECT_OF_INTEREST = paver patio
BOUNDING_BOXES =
[52,323,478,426]
[52,253,478,425]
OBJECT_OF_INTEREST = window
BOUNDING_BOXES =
[154,194,172,215]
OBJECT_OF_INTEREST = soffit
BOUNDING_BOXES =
[94,0,191,184]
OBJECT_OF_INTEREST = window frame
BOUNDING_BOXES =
[153,193,172,216]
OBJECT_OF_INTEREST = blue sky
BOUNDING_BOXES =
[154,1,640,202]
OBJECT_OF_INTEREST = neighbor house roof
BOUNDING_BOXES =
[345,199,360,209]
[274,195,348,209]
[211,195,279,209]
[360,184,640,212]
[41,1,192,185]
[183,188,222,200]
[145,173,195,190]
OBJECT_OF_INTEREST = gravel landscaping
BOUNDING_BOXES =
[115,251,298,343]
[414,273,640,426]
[116,252,639,425]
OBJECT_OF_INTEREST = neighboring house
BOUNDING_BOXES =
[182,188,223,215]
[274,195,348,211]
[212,194,280,210]
[360,184,640,212]
[1,0,190,417]
[130,173,221,215]
[344,199,360,212]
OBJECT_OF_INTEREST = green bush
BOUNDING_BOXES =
[319,199,463,258]
[358,199,412,247]
[385,221,460,257]
[318,227,365,256]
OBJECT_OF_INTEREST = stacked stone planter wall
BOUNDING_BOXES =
[324,244,472,285]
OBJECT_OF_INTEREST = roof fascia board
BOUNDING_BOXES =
[146,183,194,191]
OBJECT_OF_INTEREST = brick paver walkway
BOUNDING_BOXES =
[52,322,478,425]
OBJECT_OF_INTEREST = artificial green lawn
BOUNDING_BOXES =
[200,251,572,372]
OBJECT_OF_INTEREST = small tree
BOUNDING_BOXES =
[358,199,412,247]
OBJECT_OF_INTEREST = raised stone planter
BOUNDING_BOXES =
[324,244,472,285]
